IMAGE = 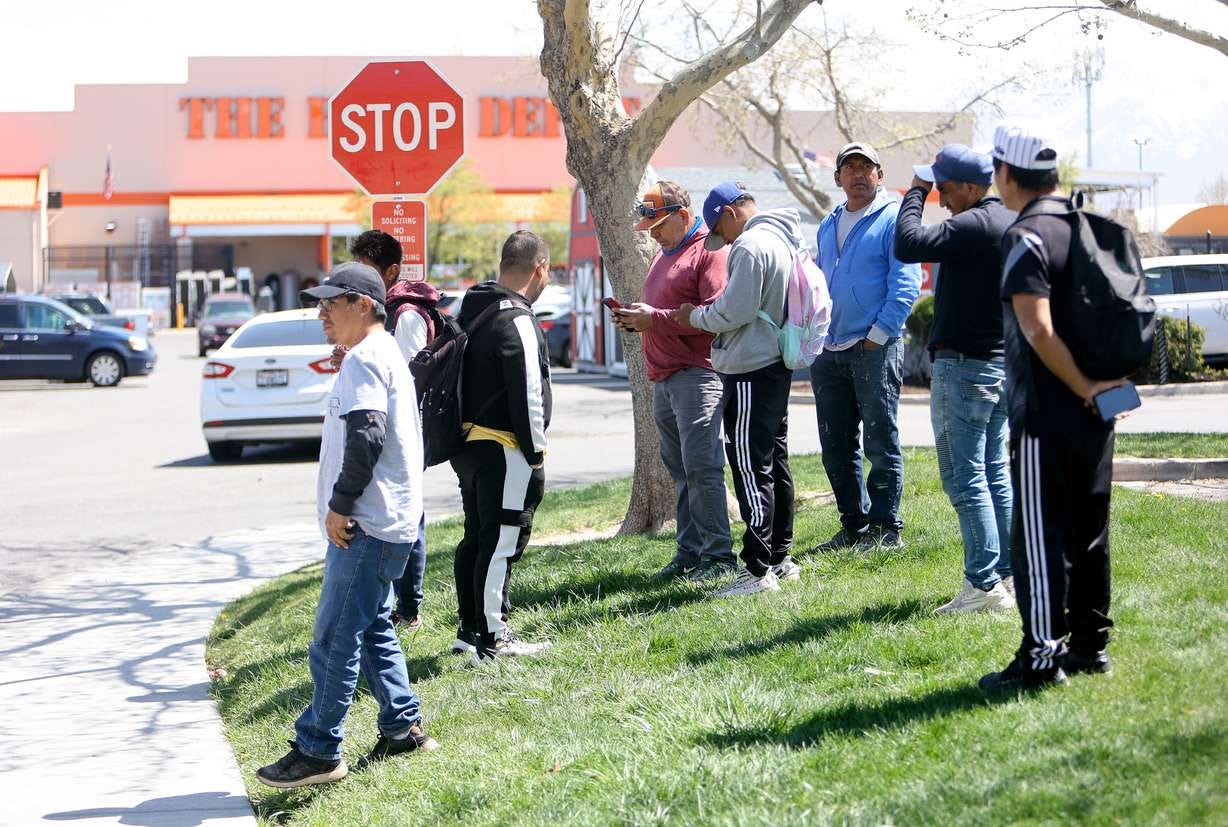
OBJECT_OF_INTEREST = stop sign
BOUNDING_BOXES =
[329,60,465,196]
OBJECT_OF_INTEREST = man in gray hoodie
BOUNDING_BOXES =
[673,182,801,598]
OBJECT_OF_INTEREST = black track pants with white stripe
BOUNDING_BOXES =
[1010,427,1115,670]
[451,439,545,648]
[720,361,795,576]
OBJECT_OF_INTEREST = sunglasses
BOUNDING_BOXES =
[318,293,359,312]
[637,202,682,219]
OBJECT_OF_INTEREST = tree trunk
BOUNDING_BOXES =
[576,162,675,534]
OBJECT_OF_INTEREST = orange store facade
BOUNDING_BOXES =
[0,55,966,313]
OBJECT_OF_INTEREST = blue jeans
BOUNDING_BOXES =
[393,513,427,617]
[295,528,422,761]
[653,367,734,566]
[930,356,1013,588]
[810,338,905,533]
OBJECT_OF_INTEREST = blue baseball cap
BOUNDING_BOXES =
[702,181,751,251]
[912,144,993,186]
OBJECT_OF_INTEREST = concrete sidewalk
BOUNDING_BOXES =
[0,524,325,826]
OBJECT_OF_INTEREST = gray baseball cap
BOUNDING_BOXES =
[836,141,881,169]
[300,261,386,306]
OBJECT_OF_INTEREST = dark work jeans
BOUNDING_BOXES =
[393,512,427,618]
[809,338,905,534]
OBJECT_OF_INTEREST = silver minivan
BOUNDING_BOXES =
[1141,254,1228,365]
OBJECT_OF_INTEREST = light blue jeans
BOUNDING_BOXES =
[930,356,1013,589]
[653,367,734,567]
[294,528,422,761]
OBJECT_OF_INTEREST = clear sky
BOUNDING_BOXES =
[1,0,1223,205]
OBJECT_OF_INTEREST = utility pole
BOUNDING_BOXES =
[1073,47,1105,167]
[1133,137,1151,214]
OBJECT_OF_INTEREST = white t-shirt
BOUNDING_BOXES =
[393,307,429,362]
[317,330,424,545]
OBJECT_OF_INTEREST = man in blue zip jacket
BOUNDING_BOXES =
[810,142,922,552]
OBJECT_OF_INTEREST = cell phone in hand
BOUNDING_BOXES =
[1093,381,1141,421]
[602,297,623,312]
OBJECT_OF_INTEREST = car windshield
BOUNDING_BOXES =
[204,300,255,318]
[230,319,328,348]
[60,297,109,315]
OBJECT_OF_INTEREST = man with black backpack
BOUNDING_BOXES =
[449,231,554,664]
[343,230,442,631]
[980,123,1151,692]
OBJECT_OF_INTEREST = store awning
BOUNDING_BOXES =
[0,177,39,209]
[169,193,364,226]
[1166,205,1228,237]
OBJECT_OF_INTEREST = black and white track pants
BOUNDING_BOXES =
[1010,426,1115,670]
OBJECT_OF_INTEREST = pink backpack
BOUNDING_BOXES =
[757,249,831,369]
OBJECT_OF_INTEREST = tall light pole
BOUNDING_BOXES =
[1073,47,1105,167]
[1132,137,1151,214]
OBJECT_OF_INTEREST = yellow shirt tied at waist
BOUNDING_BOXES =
[462,423,518,449]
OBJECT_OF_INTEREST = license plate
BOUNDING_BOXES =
[257,369,288,387]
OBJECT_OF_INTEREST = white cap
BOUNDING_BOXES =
[992,123,1059,171]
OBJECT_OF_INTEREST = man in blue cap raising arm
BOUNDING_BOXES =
[895,145,1018,614]
[672,182,804,598]
[810,142,922,553]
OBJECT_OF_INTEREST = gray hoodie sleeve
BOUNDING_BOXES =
[688,244,763,333]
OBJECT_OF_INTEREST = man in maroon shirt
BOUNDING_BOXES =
[615,181,736,581]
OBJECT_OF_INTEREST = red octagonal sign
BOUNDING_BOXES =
[329,60,466,196]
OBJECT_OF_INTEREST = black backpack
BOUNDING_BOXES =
[1054,201,1157,379]
[409,299,529,467]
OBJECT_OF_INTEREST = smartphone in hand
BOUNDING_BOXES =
[1093,381,1141,421]
[602,297,623,312]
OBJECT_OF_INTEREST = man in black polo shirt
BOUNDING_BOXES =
[895,144,1017,615]
[979,124,1128,691]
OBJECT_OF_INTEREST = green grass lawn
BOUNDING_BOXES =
[1116,432,1228,458]
[208,449,1228,826]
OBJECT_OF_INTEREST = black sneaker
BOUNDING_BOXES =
[811,528,866,553]
[354,724,439,770]
[450,627,478,655]
[979,656,1069,692]
[857,524,904,551]
[655,560,698,580]
[256,741,347,789]
[1063,649,1112,675]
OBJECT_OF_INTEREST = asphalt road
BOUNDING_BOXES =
[3,328,1224,597]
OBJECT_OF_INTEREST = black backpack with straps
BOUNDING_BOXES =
[1041,197,1157,379]
[409,298,530,467]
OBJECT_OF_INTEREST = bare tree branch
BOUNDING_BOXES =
[1097,0,1228,58]
[630,0,819,167]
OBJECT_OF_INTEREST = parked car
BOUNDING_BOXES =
[534,285,573,368]
[199,308,337,461]
[44,292,139,333]
[1141,254,1228,365]
[198,293,257,357]
[0,294,156,386]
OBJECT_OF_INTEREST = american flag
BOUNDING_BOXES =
[103,146,114,201]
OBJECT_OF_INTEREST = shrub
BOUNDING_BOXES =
[1143,315,1207,382]
[905,295,935,345]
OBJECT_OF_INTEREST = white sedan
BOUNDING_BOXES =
[199,308,337,461]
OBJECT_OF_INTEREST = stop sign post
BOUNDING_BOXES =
[371,200,427,281]
[329,60,466,197]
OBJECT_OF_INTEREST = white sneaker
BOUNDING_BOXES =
[934,578,1016,614]
[469,633,553,666]
[1001,576,1016,599]
[771,556,802,581]
[715,568,781,598]
[450,637,477,655]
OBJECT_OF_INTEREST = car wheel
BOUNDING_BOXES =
[198,345,207,357]
[207,441,243,462]
[86,351,124,387]
[558,348,572,368]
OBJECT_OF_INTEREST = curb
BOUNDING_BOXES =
[791,381,1228,407]
[1113,457,1228,482]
